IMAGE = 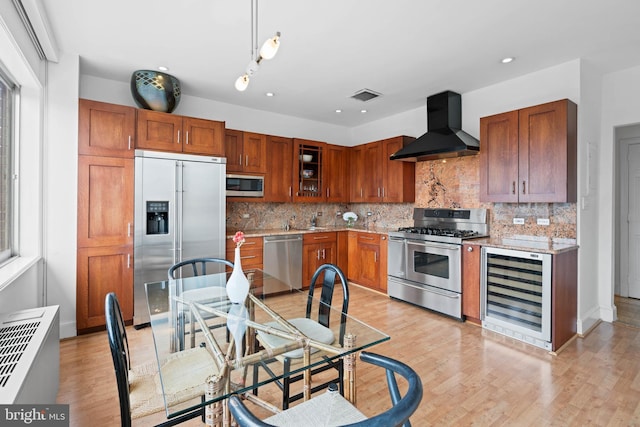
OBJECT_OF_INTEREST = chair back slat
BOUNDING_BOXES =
[306,264,349,346]
[105,292,133,427]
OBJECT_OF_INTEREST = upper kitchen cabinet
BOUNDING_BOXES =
[225,129,267,174]
[137,109,225,156]
[480,99,577,203]
[350,136,415,203]
[293,138,325,203]
[78,99,136,158]
[265,135,294,202]
[325,144,350,203]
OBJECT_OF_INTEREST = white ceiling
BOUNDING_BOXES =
[40,0,640,127]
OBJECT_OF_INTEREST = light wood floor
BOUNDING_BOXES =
[57,285,640,426]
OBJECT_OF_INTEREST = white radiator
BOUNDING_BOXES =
[0,305,60,404]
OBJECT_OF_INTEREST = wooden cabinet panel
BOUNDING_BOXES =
[325,144,350,202]
[78,99,136,158]
[182,117,224,156]
[225,129,244,172]
[225,130,267,174]
[382,137,415,203]
[349,136,415,203]
[349,146,365,202]
[226,236,263,270]
[77,245,133,331]
[137,109,225,155]
[136,109,182,152]
[479,110,519,202]
[265,136,294,202]
[293,139,326,203]
[551,249,578,351]
[462,244,481,324]
[518,100,577,203]
[480,99,577,203]
[302,232,337,287]
[77,156,134,248]
[242,132,268,173]
[346,232,387,292]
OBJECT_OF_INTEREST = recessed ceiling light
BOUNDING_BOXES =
[265,92,274,97]
[158,66,169,71]
[360,109,367,114]
[501,57,514,64]
[335,109,342,113]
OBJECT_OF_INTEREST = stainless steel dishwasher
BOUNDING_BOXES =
[263,234,303,289]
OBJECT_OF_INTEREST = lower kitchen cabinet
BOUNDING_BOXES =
[302,232,337,288]
[76,245,133,332]
[462,243,481,324]
[226,236,263,271]
[347,232,387,292]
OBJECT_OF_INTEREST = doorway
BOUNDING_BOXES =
[616,124,640,327]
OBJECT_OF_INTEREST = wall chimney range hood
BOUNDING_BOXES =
[390,91,479,162]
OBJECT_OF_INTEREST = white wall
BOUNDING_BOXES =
[600,64,640,322]
[44,53,80,338]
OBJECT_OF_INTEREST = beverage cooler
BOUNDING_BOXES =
[481,246,552,350]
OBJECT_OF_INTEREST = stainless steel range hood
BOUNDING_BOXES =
[390,91,479,162]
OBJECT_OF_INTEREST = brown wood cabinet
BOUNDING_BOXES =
[292,139,349,203]
[347,231,387,292]
[350,136,415,203]
[302,232,337,287]
[225,129,267,174]
[552,248,578,351]
[479,99,577,203]
[78,99,136,158]
[77,245,133,330]
[462,243,481,325]
[324,144,350,203]
[137,109,225,156]
[265,135,294,202]
[77,154,134,332]
[225,236,263,271]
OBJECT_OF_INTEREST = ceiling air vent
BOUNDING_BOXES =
[351,89,381,102]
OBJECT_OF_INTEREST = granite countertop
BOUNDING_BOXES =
[465,236,578,254]
[226,225,395,239]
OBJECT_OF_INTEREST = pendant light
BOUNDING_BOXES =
[234,0,281,91]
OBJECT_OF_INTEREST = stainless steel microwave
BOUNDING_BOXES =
[226,174,264,197]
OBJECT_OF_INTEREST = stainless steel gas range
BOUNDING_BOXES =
[387,208,489,320]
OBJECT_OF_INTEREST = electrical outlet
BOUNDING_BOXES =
[242,213,250,219]
[537,218,550,226]
[513,217,525,225]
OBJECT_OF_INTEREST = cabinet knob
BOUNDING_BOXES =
[467,246,473,252]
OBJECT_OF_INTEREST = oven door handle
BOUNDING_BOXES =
[406,241,461,251]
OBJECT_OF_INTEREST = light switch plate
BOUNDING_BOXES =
[537,218,550,226]
[513,218,525,225]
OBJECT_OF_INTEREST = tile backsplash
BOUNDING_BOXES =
[227,155,576,240]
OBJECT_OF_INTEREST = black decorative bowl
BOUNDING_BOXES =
[130,70,181,113]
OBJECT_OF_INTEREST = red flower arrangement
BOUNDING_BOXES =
[233,231,245,248]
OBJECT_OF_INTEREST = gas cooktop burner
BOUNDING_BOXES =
[390,208,489,244]
[397,227,481,238]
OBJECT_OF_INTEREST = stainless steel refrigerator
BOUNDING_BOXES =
[133,150,226,327]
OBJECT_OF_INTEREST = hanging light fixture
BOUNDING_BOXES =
[235,0,281,91]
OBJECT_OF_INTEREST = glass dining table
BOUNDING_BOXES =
[145,269,390,426]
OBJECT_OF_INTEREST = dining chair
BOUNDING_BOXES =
[168,257,234,279]
[168,257,234,350]
[105,292,218,427]
[253,263,349,409]
[231,351,423,427]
